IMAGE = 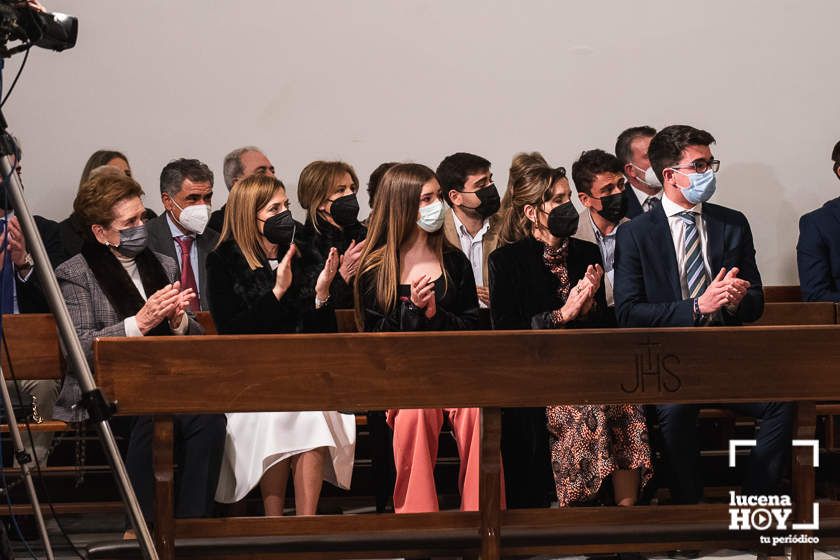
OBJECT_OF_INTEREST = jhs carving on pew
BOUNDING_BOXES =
[621,338,682,394]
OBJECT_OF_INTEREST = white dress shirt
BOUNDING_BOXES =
[451,212,490,308]
[166,213,201,299]
[661,194,712,299]
[631,184,662,213]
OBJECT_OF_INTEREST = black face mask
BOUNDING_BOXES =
[459,184,501,219]
[328,193,360,228]
[262,210,296,246]
[592,191,628,224]
[546,201,579,239]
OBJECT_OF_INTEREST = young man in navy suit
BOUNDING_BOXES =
[613,124,792,504]
[797,140,840,302]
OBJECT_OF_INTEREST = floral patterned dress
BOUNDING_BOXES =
[542,240,652,506]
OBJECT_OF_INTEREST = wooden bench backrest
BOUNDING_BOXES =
[95,326,840,415]
[750,301,837,325]
[1,313,62,380]
[764,284,802,302]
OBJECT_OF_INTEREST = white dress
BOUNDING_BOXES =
[215,411,356,503]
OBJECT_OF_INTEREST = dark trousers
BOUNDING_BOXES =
[656,402,794,504]
[501,407,553,508]
[126,414,226,523]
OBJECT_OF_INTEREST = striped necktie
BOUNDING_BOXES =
[644,196,661,213]
[679,211,707,299]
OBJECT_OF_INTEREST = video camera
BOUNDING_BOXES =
[0,0,76,57]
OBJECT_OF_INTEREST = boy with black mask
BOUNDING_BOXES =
[437,152,501,310]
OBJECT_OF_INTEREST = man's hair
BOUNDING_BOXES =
[615,126,657,165]
[571,149,624,196]
[648,125,716,183]
[436,152,491,206]
[160,158,214,197]
[832,140,840,175]
[367,162,398,206]
[223,146,262,190]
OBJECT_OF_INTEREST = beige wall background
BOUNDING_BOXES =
[5,0,840,284]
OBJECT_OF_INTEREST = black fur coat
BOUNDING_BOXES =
[205,237,336,335]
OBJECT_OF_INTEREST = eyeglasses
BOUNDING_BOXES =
[671,159,720,174]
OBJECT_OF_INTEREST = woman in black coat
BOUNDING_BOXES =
[207,174,356,518]
[490,152,650,509]
[297,160,368,309]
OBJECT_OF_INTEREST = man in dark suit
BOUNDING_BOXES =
[796,140,840,302]
[146,158,218,311]
[613,124,792,504]
[1,155,65,466]
[207,147,275,233]
[615,126,662,219]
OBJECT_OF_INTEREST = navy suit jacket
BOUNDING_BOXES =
[613,202,764,327]
[623,186,644,219]
[797,196,840,302]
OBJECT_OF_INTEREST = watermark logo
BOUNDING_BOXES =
[728,439,820,546]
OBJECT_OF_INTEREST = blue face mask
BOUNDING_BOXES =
[673,169,716,205]
[417,199,445,233]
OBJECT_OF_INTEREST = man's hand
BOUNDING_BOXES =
[476,286,490,306]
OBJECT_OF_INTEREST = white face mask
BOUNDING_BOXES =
[173,201,211,235]
[417,200,445,233]
[631,164,663,189]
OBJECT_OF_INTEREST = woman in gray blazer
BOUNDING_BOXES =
[54,171,225,529]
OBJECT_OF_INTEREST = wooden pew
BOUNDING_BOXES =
[93,326,840,560]
[764,285,803,303]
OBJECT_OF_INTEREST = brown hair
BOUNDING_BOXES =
[73,173,145,230]
[354,163,447,329]
[79,150,129,189]
[497,152,566,246]
[218,173,286,270]
[297,160,359,232]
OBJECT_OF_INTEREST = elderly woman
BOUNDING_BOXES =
[54,172,225,528]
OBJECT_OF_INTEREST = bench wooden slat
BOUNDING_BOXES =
[765,285,803,303]
[1,313,61,380]
[750,302,836,325]
[95,326,840,414]
[0,420,67,433]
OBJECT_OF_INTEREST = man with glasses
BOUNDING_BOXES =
[572,149,630,315]
[437,152,501,310]
[796,139,840,302]
[613,124,792,504]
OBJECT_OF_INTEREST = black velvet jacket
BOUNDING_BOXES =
[358,247,479,332]
[489,235,611,330]
[302,217,367,310]
[206,238,336,335]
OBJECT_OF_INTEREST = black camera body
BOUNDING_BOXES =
[0,0,76,56]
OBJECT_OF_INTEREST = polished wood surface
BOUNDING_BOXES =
[0,313,62,380]
[750,302,837,325]
[96,326,840,414]
[764,285,803,303]
[153,416,175,560]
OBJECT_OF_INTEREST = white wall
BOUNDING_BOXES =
[5,0,840,284]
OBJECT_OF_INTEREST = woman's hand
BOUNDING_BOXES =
[339,239,367,283]
[166,282,196,330]
[272,244,297,300]
[410,274,436,319]
[579,264,603,315]
[136,284,181,334]
[558,278,594,324]
[316,247,340,301]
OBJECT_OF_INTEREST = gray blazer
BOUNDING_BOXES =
[53,250,203,422]
[145,213,219,311]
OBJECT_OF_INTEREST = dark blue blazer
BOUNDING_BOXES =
[613,202,764,327]
[797,196,840,302]
[623,186,644,219]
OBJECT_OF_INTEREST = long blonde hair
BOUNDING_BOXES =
[297,160,359,233]
[218,174,286,270]
[497,152,567,246]
[353,163,447,330]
